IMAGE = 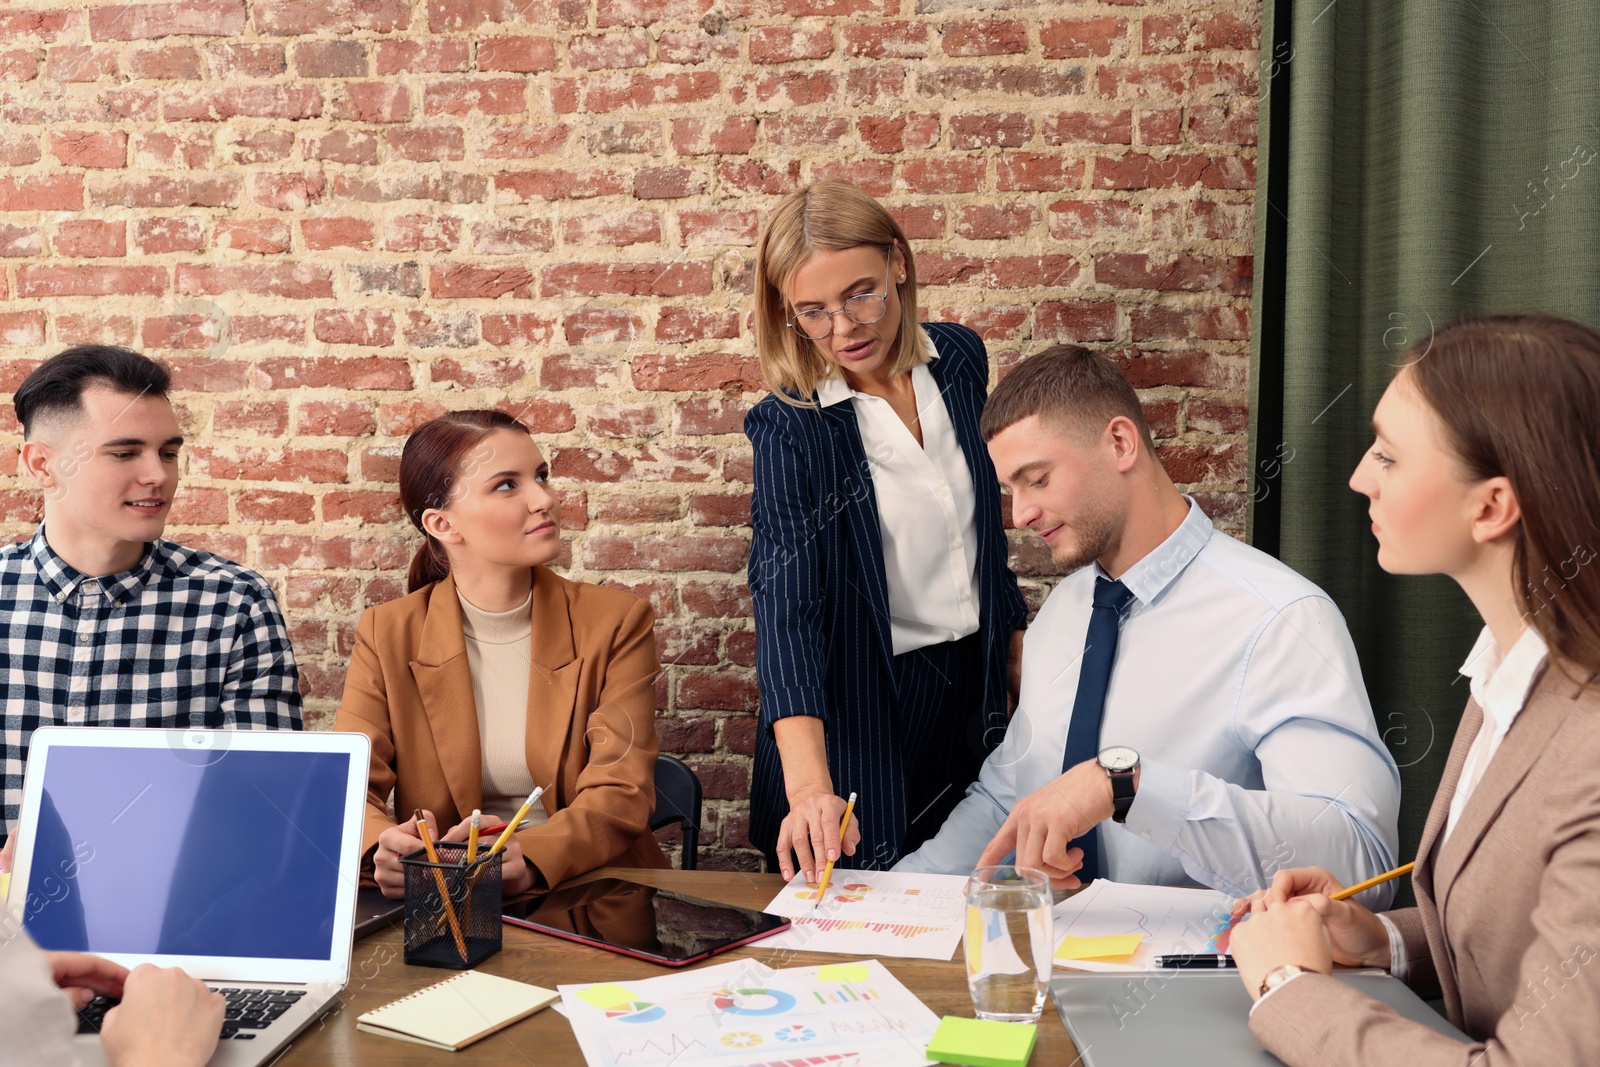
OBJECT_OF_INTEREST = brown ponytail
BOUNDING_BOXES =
[399,409,530,593]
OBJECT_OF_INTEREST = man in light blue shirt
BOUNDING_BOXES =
[897,345,1400,904]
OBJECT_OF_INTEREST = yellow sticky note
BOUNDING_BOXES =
[817,964,870,982]
[1054,933,1144,961]
[577,983,636,1010]
[0,872,9,901]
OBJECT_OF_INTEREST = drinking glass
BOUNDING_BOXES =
[963,865,1053,1022]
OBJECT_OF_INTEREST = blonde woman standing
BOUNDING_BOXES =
[746,179,1028,881]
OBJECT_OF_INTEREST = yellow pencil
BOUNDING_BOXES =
[416,813,470,962]
[486,786,543,858]
[811,792,856,909]
[1331,862,1416,901]
[466,809,481,867]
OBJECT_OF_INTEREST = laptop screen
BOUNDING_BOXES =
[22,744,351,962]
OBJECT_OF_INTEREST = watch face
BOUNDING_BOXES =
[1264,964,1304,993]
[1099,745,1139,772]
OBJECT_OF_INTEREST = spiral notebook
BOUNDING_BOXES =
[356,969,558,1051]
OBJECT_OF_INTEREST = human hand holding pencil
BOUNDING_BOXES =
[1228,864,1409,974]
[453,786,543,898]
[811,792,857,908]
[775,791,862,884]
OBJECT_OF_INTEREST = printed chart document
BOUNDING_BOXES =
[756,870,969,961]
[560,957,941,1067]
[1050,880,1235,973]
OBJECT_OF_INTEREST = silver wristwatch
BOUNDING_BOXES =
[1258,963,1308,997]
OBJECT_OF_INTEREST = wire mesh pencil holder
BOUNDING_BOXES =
[401,844,502,969]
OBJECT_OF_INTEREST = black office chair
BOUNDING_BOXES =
[650,754,703,870]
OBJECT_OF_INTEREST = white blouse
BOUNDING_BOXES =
[817,333,982,656]
[1444,624,1549,841]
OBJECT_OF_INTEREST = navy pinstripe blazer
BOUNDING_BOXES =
[745,322,1030,867]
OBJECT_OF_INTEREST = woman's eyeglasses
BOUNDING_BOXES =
[787,252,894,341]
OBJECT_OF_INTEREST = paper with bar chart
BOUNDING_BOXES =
[755,870,969,961]
[559,958,940,1067]
[1050,879,1236,972]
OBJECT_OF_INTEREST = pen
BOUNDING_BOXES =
[465,809,481,867]
[1330,862,1415,902]
[486,786,544,858]
[812,792,856,909]
[1156,954,1235,969]
[475,817,527,840]
[416,812,469,962]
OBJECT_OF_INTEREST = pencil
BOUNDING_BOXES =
[1330,862,1415,902]
[465,809,481,867]
[486,786,544,858]
[812,792,856,909]
[416,812,470,962]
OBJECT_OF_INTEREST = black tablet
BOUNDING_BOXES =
[502,877,790,967]
[353,886,404,940]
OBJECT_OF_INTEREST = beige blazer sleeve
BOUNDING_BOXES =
[513,592,665,889]
[335,606,401,866]
[1249,673,1600,1067]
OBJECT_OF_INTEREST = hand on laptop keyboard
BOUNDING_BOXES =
[73,964,228,1066]
[80,986,308,1044]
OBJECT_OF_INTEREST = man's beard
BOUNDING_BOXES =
[1050,501,1119,574]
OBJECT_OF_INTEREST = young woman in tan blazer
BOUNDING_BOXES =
[335,410,667,899]
[1230,315,1600,1065]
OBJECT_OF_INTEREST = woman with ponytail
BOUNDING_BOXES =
[336,410,667,898]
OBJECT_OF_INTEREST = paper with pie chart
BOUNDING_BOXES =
[558,958,940,1067]
[754,870,970,961]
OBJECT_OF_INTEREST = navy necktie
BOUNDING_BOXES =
[1060,576,1136,883]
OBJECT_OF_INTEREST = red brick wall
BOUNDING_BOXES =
[0,0,1259,869]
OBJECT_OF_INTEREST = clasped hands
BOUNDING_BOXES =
[373,810,535,899]
[1227,866,1396,1002]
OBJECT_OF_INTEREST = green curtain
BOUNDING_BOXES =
[1250,0,1600,899]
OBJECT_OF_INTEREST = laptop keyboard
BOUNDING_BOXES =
[77,987,308,1041]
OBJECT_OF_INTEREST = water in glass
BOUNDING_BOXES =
[964,866,1052,1023]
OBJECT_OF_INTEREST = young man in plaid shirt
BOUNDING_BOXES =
[0,345,302,843]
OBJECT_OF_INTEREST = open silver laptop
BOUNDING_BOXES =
[5,726,370,1067]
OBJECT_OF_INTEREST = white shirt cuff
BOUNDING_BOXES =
[1376,912,1409,981]
[1248,970,1310,1015]
[1120,758,1190,855]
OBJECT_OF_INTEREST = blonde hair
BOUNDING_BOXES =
[754,179,928,405]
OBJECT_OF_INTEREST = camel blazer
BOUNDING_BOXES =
[334,568,667,890]
[1250,665,1600,1066]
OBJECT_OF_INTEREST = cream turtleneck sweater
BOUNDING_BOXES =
[457,589,548,827]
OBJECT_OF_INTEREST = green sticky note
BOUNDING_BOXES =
[576,983,636,1010]
[926,1016,1038,1067]
[816,963,870,982]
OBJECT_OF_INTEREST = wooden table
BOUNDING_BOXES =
[280,867,1080,1065]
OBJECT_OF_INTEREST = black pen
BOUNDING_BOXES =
[1155,954,1235,969]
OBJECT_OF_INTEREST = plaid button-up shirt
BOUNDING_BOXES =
[1,528,302,834]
